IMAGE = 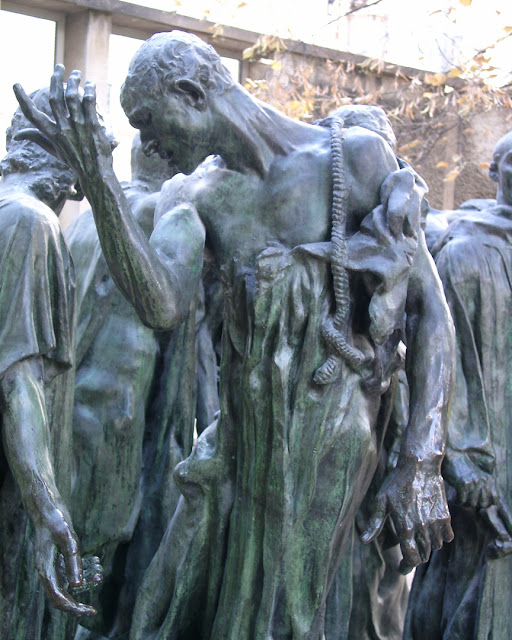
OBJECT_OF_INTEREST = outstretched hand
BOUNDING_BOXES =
[13,64,115,195]
[361,460,454,574]
[33,509,99,617]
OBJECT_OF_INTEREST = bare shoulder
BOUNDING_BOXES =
[155,156,226,225]
[340,127,398,218]
[342,126,397,173]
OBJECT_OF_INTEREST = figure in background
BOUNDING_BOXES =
[0,89,98,640]
[64,132,199,639]
[16,31,455,640]
[424,198,497,252]
[404,130,512,640]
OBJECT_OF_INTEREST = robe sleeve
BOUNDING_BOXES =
[435,238,495,473]
[0,195,75,382]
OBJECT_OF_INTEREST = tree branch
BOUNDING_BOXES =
[325,0,385,28]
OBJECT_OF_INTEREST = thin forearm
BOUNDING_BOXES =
[80,166,186,329]
[1,360,66,526]
[404,320,453,466]
[402,245,456,468]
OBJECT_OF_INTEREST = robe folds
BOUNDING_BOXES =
[405,207,512,640]
[131,217,417,640]
[0,190,75,640]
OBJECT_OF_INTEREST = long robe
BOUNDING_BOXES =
[0,190,76,640]
[405,206,512,640]
[131,232,412,640]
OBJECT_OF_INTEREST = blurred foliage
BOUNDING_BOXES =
[240,27,512,183]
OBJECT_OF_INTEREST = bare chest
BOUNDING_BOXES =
[193,153,333,268]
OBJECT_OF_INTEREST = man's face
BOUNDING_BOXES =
[124,87,213,175]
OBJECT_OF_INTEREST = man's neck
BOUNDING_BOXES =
[212,86,327,177]
[1,172,62,213]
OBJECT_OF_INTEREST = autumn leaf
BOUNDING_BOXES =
[480,162,490,169]
[399,139,421,153]
[436,161,449,168]
[243,46,256,60]
[208,24,224,38]
[459,0,472,6]
[237,2,248,7]
[447,68,462,78]
[444,169,461,182]
[424,73,447,86]
[271,60,282,71]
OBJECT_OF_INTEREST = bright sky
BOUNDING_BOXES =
[1,0,511,176]
[118,0,512,75]
[0,11,56,155]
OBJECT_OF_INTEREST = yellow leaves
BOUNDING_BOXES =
[444,169,461,182]
[237,2,248,7]
[436,161,449,169]
[399,140,421,153]
[480,162,490,170]
[424,73,447,86]
[282,100,312,120]
[447,67,462,78]
[271,60,282,71]
[243,35,287,61]
[474,55,491,65]
[504,26,512,33]
[207,24,224,38]
[459,0,472,6]
[243,46,257,60]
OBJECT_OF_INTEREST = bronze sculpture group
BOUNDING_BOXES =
[0,28,510,640]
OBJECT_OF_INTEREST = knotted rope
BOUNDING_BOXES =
[314,116,369,385]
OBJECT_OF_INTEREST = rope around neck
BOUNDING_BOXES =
[313,116,369,385]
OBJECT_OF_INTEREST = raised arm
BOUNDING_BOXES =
[14,66,204,331]
[1,357,97,616]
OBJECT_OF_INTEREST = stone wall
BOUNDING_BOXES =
[243,44,512,209]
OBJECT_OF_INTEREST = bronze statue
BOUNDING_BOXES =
[63,132,202,639]
[405,131,512,640]
[15,31,455,640]
[0,89,98,640]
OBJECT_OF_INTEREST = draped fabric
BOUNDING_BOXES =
[405,206,512,640]
[131,240,405,640]
[0,191,74,381]
[0,190,75,640]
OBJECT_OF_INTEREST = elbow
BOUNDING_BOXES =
[135,298,187,331]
